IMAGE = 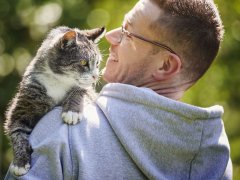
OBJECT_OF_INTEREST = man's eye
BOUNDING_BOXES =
[126,33,132,38]
[80,60,88,66]
[125,34,132,40]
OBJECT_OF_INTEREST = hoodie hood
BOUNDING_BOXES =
[97,83,224,120]
[96,83,227,179]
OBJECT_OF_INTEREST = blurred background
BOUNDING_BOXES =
[0,0,239,179]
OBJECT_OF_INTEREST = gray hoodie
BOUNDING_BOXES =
[5,83,232,180]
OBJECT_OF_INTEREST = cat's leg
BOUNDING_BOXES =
[62,87,87,125]
[5,87,53,176]
[5,98,33,176]
[9,128,32,176]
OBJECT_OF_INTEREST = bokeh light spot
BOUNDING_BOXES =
[0,54,15,77]
[13,48,32,75]
[87,9,110,28]
[34,3,62,26]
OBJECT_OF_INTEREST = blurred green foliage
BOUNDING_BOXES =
[0,0,239,179]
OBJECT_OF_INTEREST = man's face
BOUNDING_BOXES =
[103,0,161,86]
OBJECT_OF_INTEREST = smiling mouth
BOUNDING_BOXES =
[108,56,118,62]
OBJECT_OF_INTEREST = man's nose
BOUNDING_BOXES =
[105,28,121,46]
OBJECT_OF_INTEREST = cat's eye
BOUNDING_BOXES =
[80,60,88,66]
[96,61,100,68]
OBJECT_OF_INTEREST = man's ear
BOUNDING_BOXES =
[152,53,182,81]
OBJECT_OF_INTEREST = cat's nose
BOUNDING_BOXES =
[92,75,97,80]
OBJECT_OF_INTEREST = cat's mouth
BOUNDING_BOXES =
[78,81,94,88]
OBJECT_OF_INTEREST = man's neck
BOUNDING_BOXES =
[140,80,194,101]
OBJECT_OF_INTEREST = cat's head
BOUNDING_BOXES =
[38,26,105,86]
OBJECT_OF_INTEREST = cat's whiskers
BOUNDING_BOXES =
[101,54,109,58]
[98,68,105,77]
[100,48,109,57]
[97,41,104,45]
[96,78,103,87]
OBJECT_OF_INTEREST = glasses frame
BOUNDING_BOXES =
[119,25,178,55]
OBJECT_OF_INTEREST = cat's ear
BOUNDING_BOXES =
[85,27,106,43]
[60,31,77,49]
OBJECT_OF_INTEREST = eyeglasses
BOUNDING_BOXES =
[119,26,178,55]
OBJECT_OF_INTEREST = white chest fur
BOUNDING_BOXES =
[36,71,77,103]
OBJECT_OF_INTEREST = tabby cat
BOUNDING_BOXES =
[4,26,105,176]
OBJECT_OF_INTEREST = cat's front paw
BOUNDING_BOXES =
[10,163,30,176]
[62,111,83,125]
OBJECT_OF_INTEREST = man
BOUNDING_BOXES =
[5,0,232,179]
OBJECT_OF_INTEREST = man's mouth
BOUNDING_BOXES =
[108,56,118,62]
[108,48,119,62]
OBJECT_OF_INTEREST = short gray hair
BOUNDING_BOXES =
[150,0,224,81]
